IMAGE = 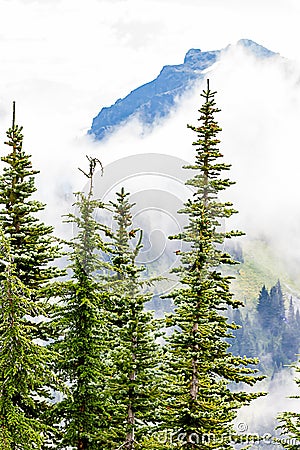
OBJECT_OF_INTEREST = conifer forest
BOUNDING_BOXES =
[1,82,300,450]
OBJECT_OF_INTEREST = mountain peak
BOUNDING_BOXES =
[237,39,277,58]
[184,48,202,62]
[88,40,277,141]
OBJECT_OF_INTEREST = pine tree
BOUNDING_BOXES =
[278,303,300,447]
[288,297,296,325]
[277,365,300,449]
[0,104,65,448]
[269,280,285,335]
[0,230,62,449]
[257,285,271,328]
[240,313,258,358]
[161,80,264,449]
[106,188,162,449]
[49,158,113,449]
[256,281,295,368]
[229,308,243,356]
[281,298,299,364]
[257,281,285,334]
[0,103,61,290]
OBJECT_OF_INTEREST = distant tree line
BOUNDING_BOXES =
[229,281,300,373]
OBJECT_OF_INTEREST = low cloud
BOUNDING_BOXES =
[235,368,300,445]
[91,44,300,269]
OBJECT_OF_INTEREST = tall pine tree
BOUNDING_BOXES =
[49,158,113,449]
[106,188,162,449]
[161,80,264,449]
[0,229,63,449]
[0,104,65,448]
[0,103,61,290]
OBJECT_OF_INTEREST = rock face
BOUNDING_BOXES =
[88,39,276,141]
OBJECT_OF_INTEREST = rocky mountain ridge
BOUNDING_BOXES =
[88,39,277,140]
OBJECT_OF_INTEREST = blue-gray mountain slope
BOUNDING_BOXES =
[88,39,276,141]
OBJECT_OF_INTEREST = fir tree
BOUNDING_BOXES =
[257,281,285,333]
[255,282,296,369]
[0,103,61,290]
[269,280,285,335]
[277,365,300,449]
[106,188,162,449]
[229,308,243,356]
[278,302,300,446]
[281,298,299,364]
[0,104,65,449]
[161,80,264,449]
[49,158,113,450]
[257,285,271,328]
[0,230,62,449]
[241,313,258,358]
[288,297,296,325]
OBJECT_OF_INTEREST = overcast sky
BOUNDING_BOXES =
[1,0,299,117]
[0,0,300,260]
[0,0,298,138]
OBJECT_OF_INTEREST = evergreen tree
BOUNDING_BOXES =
[288,297,296,325]
[0,230,62,449]
[0,103,61,290]
[161,80,264,449]
[225,241,244,263]
[0,104,65,448]
[229,308,243,356]
[281,298,299,364]
[106,188,162,449]
[255,281,297,369]
[257,281,285,334]
[278,302,300,446]
[257,285,271,328]
[277,365,300,449]
[228,309,257,360]
[269,281,285,335]
[238,313,257,359]
[49,158,113,450]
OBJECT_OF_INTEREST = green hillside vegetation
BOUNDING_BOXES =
[147,237,300,319]
[222,239,300,375]
[225,238,300,309]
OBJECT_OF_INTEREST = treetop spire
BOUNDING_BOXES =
[12,101,16,129]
